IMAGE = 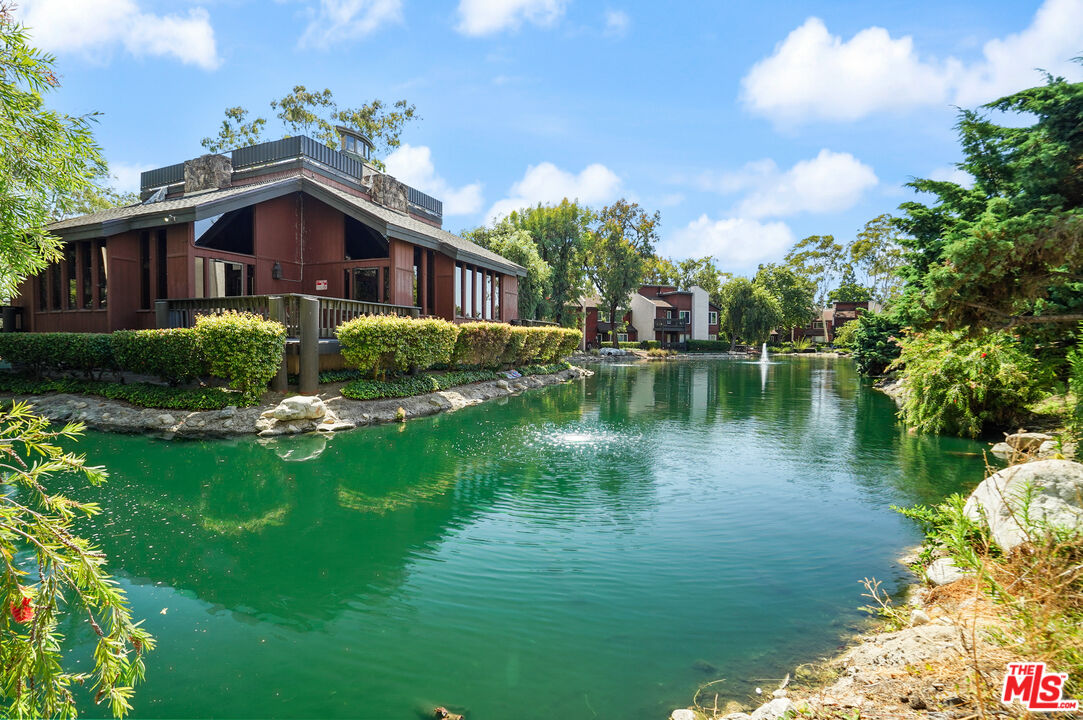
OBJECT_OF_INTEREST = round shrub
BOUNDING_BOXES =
[893,330,1050,437]
[337,315,458,377]
[453,322,512,368]
[554,328,582,358]
[500,330,526,366]
[851,311,903,376]
[194,311,286,405]
[112,328,205,385]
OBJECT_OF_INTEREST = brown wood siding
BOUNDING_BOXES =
[389,238,414,307]
[254,193,303,295]
[501,275,518,322]
[432,253,455,320]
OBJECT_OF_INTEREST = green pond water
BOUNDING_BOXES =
[53,357,991,719]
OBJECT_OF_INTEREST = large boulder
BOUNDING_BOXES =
[271,395,327,421]
[1004,431,1053,452]
[963,459,1083,550]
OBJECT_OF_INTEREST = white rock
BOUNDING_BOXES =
[1005,431,1053,452]
[909,608,931,626]
[721,714,752,720]
[750,698,795,720]
[156,413,175,426]
[963,459,1083,550]
[271,395,327,421]
[495,379,510,390]
[990,442,1014,458]
[1037,440,1059,458]
[926,557,967,585]
[669,710,695,720]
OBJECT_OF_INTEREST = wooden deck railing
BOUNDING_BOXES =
[160,294,420,338]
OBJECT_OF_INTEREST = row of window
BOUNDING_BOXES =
[38,240,107,312]
[453,262,501,320]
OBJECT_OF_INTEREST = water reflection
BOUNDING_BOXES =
[53,358,991,720]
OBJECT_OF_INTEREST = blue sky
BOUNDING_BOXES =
[19,0,1083,274]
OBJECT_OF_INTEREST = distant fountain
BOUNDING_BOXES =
[760,342,769,363]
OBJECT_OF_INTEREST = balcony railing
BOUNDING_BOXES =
[654,318,690,331]
[160,294,419,338]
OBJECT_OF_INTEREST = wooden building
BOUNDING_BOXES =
[14,131,525,333]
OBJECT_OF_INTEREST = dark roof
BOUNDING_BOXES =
[48,175,525,276]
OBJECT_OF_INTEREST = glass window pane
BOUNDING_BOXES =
[352,268,379,302]
[194,257,204,298]
[81,242,92,308]
[454,264,462,316]
[98,242,108,308]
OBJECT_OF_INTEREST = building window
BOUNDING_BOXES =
[97,241,108,308]
[139,232,150,309]
[709,310,717,325]
[194,208,254,255]
[81,242,93,308]
[156,229,168,300]
[50,263,60,310]
[37,271,47,311]
[463,265,473,318]
[352,267,380,302]
[454,264,462,316]
[207,259,246,297]
[679,310,690,322]
[493,275,501,320]
[65,244,77,309]
[195,257,205,298]
[474,268,482,318]
[484,273,493,320]
[617,333,628,342]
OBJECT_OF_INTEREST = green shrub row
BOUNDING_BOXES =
[686,339,730,353]
[112,328,206,385]
[617,341,661,350]
[336,317,581,377]
[0,333,116,379]
[0,376,234,411]
[340,362,572,401]
[0,312,286,406]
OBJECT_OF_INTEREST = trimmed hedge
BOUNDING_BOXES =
[341,362,572,401]
[686,340,730,353]
[195,311,286,404]
[0,333,115,378]
[618,340,661,350]
[112,328,205,385]
[337,315,459,377]
[0,375,234,411]
[453,322,513,368]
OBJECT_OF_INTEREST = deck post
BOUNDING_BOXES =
[268,296,288,393]
[154,300,169,329]
[299,295,319,396]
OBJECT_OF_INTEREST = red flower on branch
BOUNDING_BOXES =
[981,352,987,358]
[10,596,33,624]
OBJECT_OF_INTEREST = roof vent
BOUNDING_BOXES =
[336,126,373,162]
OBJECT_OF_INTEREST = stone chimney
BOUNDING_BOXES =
[184,154,232,194]
[369,173,408,213]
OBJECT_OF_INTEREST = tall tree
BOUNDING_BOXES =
[200,106,267,154]
[0,8,153,716]
[828,264,873,303]
[896,66,1083,332]
[643,255,678,285]
[754,263,816,338]
[201,89,418,169]
[849,214,906,305]
[507,199,592,325]
[717,277,782,350]
[783,234,844,307]
[674,256,725,300]
[583,200,659,347]
[462,222,551,320]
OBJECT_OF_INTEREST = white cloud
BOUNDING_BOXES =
[299,0,403,48]
[662,216,796,273]
[697,149,878,218]
[741,0,1083,123]
[108,162,154,196]
[456,0,569,36]
[604,9,630,37]
[928,165,975,188]
[17,0,219,70]
[486,161,622,222]
[384,144,483,216]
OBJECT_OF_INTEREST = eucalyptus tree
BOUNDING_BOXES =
[754,263,816,337]
[507,199,592,324]
[583,200,659,346]
[717,277,782,350]
[783,234,844,307]
[462,221,552,320]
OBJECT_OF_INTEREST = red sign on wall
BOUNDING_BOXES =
[315,279,328,291]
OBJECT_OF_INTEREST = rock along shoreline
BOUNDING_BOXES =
[2,366,593,439]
